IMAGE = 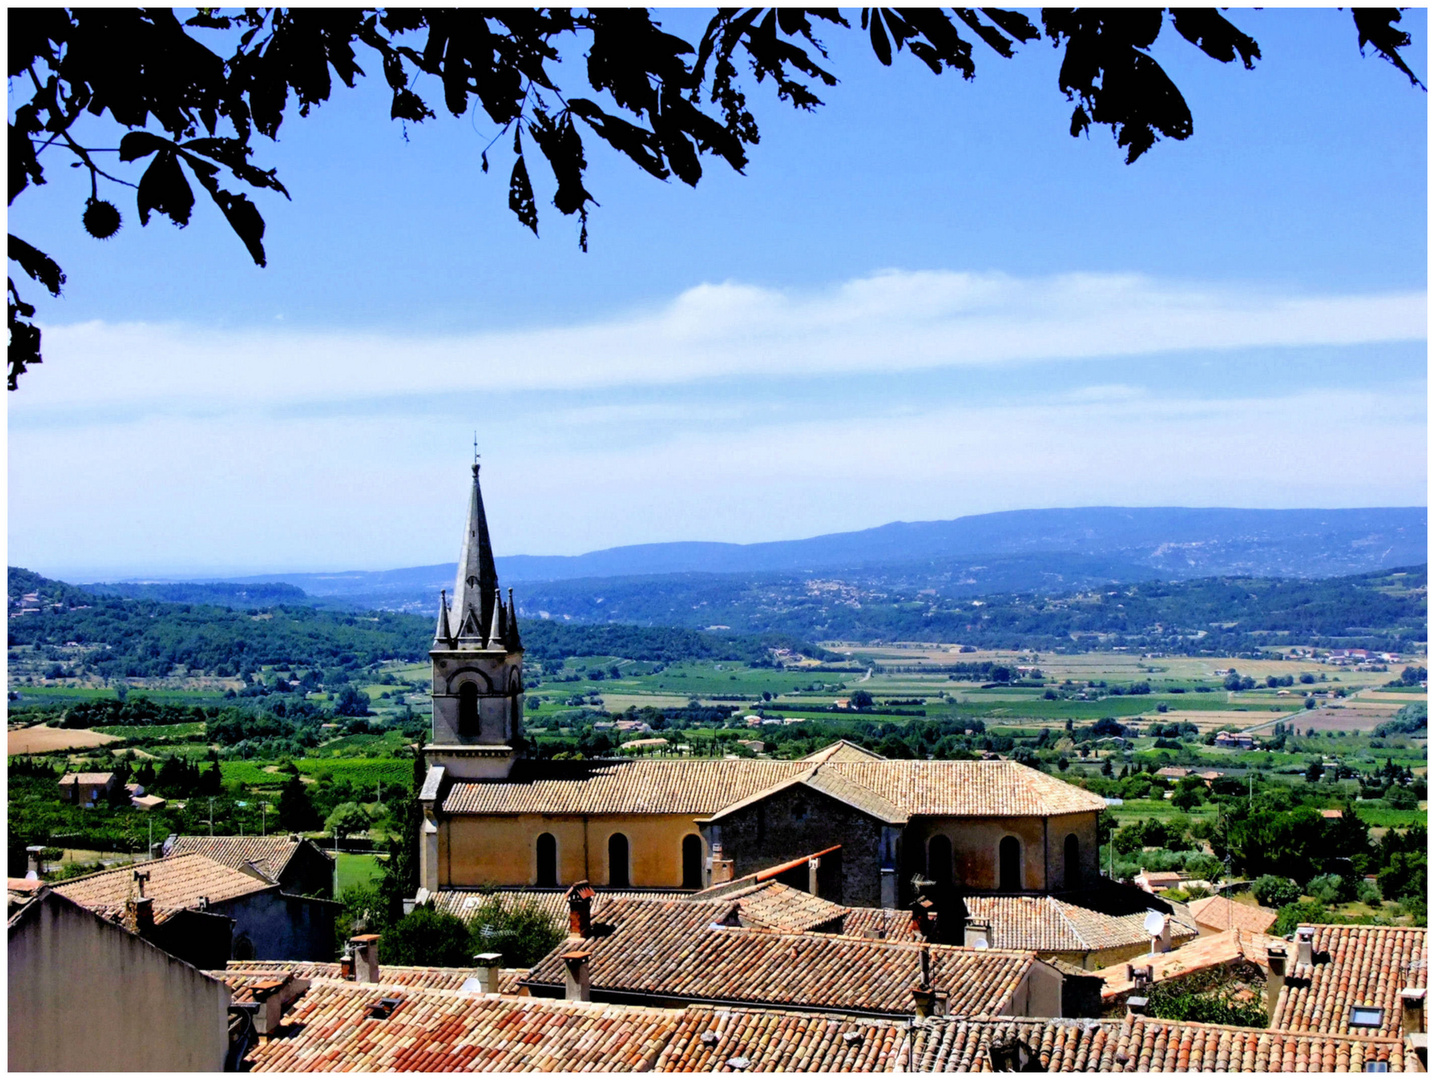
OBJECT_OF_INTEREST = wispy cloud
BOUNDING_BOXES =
[15,270,1425,415]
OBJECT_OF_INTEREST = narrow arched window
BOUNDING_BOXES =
[536,832,558,887]
[608,833,630,888]
[1064,833,1081,889]
[458,682,479,736]
[999,836,1021,891]
[682,835,704,889]
[927,835,953,889]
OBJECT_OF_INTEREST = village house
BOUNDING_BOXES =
[1188,894,1279,936]
[9,884,232,1071]
[165,834,336,898]
[57,770,120,807]
[417,466,1105,909]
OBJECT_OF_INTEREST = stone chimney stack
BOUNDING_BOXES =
[807,857,821,897]
[566,881,596,938]
[710,842,735,885]
[909,898,935,942]
[1402,989,1427,1037]
[963,919,991,950]
[350,934,380,983]
[1132,965,1153,994]
[474,952,504,995]
[1296,926,1315,967]
[1266,946,1287,1023]
[25,845,44,880]
[1127,996,1149,1018]
[128,896,155,934]
[561,950,592,1002]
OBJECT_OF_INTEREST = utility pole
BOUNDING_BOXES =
[208,796,215,836]
[261,803,267,836]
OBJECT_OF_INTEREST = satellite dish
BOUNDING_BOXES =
[1143,910,1167,936]
[974,939,989,950]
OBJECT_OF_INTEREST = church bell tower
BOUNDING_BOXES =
[425,460,525,780]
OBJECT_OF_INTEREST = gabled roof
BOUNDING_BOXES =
[241,980,682,1072]
[223,961,528,996]
[57,772,115,785]
[1094,927,1286,999]
[803,740,887,763]
[441,756,1106,819]
[53,852,274,922]
[7,878,44,924]
[711,881,849,934]
[965,895,1199,955]
[166,835,325,882]
[1188,895,1279,935]
[522,896,1037,1017]
[1272,924,1427,1038]
[428,887,686,926]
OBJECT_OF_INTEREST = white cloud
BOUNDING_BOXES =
[12,269,1426,415]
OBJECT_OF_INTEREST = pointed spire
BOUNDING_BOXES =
[488,588,504,649]
[433,589,453,649]
[451,460,500,643]
[507,587,523,651]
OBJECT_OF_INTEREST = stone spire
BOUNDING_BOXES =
[488,588,504,649]
[451,461,500,646]
[433,589,453,649]
[507,588,522,651]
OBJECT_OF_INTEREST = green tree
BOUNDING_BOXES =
[8,9,1422,389]
[1252,874,1301,909]
[467,895,565,968]
[325,802,370,841]
[277,773,320,831]
[382,904,474,967]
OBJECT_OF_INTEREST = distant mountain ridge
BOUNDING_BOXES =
[166,505,1424,605]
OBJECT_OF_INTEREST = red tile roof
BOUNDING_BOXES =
[521,896,1037,1017]
[167,835,323,881]
[965,895,1199,955]
[654,1005,907,1072]
[224,961,528,996]
[53,853,273,922]
[1188,895,1279,935]
[442,757,1106,819]
[1272,924,1427,1038]
[1094,928,1286,999]
[242,981,683,1072]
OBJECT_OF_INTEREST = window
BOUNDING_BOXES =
[458,682,479,736]
[1350,1007,1384,1029]
[927,835,952,888]
[608,833,630,888]
[999,836,1021,891]
[536,832,557,887]
[1064,833,1081,889]
[682,834,704,889]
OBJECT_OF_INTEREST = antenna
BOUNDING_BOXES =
[473,432,480,471]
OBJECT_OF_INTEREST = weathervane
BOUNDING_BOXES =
[473,431,480,474]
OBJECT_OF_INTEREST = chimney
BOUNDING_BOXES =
[566,881,596,938]
[711,853,735,885]
[807,857,821,897]
[350,934,380,983]
[1156,916,1172,954]
[252,977,292,1037]
[474,952,504,995]
[1127,996,1149,1018]
[1402,988,1427,1037]
[909,898,935,942]
[561,949,592,1002]
[1295,926,1315,967]
[911,987,937,1018]
[133,868,151,898]
[128,896,155,934]
[339,943,355,981]
[25,845,44,880]
[963,919,991,950]
[1132,965,1153,993]
[1266,947,1287,1024]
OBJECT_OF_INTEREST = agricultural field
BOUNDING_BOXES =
[7,725,121,755]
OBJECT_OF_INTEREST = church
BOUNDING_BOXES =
[417,464,1106,909]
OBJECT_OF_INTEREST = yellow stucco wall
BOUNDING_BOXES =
[911,811,1099,891]
[440,813,705,888]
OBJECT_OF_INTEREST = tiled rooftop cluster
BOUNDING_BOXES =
[965,894,1199,954]
[1188,894,1279,935]
[225,960,529,996]
[53,852,271,922]
[521,895,1037,1017]
[166,835,316,880]
[1273,925,1427,1037]
[440,758,1107,820]
[1094,928,1285,998]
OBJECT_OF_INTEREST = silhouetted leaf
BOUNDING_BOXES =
[1170,10,1260,69]
[1352,9,1426,89]
[135,149,194,227]
[509,132,538,235]
[8,236,66,296]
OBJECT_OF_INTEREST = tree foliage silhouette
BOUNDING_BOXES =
[7,7,1424,389]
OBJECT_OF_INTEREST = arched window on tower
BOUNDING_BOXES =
[458,682,479,736]
[608,833,630,888]
[536,832,558,887]
[927,835,953,891]
[1064,833,1081,889]
[682,835,704,889]
[999,836,1022,892]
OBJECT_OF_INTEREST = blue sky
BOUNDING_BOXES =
[7,8,1427,579]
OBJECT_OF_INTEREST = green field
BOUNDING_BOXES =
[94,722,207,740]
[336,852,385,894]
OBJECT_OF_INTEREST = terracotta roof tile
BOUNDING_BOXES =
[964,895,1198,955]
[839,907,924,943]
[442,757,1105,819]
[168,835,322,880]
[718,882,849,934]
[223,962,529,996]
[241,981,683,1072]
[654,1005,907,1072]
[1272,924,1427,1037]
[53,852,272,922]
[522,896,1035,1017]
[1094,928,1286,998]
[1188,895,1279,935]
[429,887,685,926]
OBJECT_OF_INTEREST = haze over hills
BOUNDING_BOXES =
[95,506,1427,615]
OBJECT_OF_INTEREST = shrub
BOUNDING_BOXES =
[383,904,475,966]
[1305,873,1347,905]
[1357,879,1384,906]
[1253,875,1302,909]
[467,895,565,967]
[1273,900,1336,937]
